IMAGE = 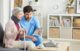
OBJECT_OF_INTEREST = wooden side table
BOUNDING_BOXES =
[30,41,70,51]
[30,47,57,51]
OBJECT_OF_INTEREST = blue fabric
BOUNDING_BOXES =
[33,34,43,46]
[19,16,42,46]
[20,34,43,46]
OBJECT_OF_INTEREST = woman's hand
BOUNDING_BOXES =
[18,28,26,37]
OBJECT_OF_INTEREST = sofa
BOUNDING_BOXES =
[0,23,24,51]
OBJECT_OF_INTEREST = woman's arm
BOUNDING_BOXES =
[4,21,15,48]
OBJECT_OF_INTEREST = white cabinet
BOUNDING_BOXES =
[47,14,80,40]
[60,28,72,39]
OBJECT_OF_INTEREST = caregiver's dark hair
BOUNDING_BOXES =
[23,5,36,13]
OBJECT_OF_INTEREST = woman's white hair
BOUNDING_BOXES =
[12,7,23,16]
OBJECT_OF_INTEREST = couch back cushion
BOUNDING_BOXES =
[0,23,4,45]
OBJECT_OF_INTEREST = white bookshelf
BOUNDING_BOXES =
[47,14,80,41]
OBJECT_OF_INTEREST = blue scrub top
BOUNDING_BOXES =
[19,16,40,36]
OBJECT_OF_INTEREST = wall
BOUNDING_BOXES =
[0,0,10,30]
[0,0,4,26]
[38,0,67,38]
[22,0,68,37]
[0,0,80,51]
[3,0,9,29]
[29,0,80,51]
[9,0,15,17]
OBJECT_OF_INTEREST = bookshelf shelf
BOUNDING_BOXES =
[72,27,80,28]
[49,26,60,28]
[47,14,80,40]
[49,38,80,42]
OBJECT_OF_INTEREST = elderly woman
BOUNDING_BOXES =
[3,7,35,48]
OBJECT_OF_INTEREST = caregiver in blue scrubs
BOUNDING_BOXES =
[19,5,43,48]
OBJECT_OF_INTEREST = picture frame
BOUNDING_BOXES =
[14,0,22,8]
[76,0,80,13]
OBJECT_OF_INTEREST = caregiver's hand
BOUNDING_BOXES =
[34,28,42,35]
[32,36,37,42]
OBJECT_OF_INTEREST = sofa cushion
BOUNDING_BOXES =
[0,23,4,47]
[0,48,24,51]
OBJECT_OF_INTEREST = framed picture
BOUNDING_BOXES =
[14,0,22,8]
[76,0,80,13]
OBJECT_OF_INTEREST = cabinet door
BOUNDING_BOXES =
[49,27,60,38]
[60,28,72,39]
[14,0,22,7]
[72,28,80,39]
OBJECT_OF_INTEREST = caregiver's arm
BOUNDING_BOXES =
[25,36,37,42]
[19,28,35,39]
[20,35,36,42]
[34,28,42,34]
[20,34,35,39]
[19,30,34,39]
[34,17,42,35]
